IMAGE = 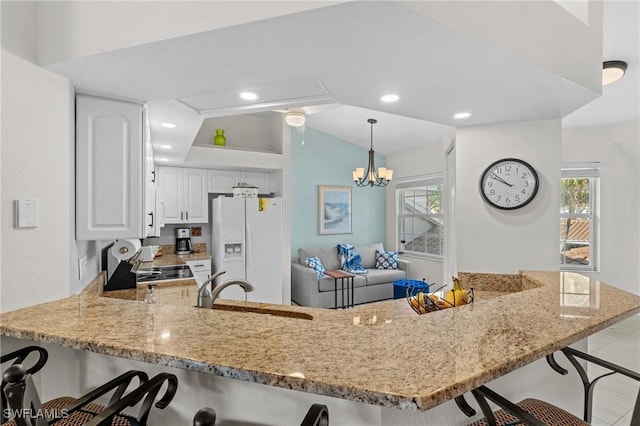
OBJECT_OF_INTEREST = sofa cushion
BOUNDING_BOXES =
[318,274,367,292]
[376,250,398,269]
[298,247,340,271]
[364,269,407,286]
[305,256,325,277]
[357,243,384,269]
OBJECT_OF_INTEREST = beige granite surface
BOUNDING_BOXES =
[2,271,639,412]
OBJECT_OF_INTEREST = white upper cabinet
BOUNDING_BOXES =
[183,168,208,223]
[207,170,240,194]
[241,171,271,194]
[158,167,183,223]
[76,94,147,240]
[158,166,208,224]
[144,121,159,237]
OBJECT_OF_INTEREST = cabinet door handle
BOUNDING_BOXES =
[194,264,204,268]
[148,212,154,227]
[186,211,189,221]
[180,211,184,221]
[151,170,156,183]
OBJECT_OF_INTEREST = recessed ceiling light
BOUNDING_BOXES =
[157,158,169,162]
[381,94,399,103]
[602,60,627,85]
[240,92,259,101]
[158,144,172,150]
[160,122,177,128]
[453,112,472,119]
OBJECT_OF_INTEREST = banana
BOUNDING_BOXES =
[443,276,469,307]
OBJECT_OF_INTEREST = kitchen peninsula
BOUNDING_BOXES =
[1,271,639,423]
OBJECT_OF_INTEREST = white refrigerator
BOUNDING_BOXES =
[211,196,283,304]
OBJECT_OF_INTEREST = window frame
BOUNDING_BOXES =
[396,175,444,260]
[560,163,599,272]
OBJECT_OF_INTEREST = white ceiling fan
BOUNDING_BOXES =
[278,103,344,129]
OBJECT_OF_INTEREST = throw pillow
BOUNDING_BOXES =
[337,244,368,274]
[376,250,398,270]
[305,256,325,277]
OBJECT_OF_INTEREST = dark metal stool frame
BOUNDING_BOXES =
[454,346,640,426]
[1,346,49,423]
[2,346,178,426]
[193,403,329,426]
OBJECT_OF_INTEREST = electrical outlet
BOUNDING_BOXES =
[78,256,88,280]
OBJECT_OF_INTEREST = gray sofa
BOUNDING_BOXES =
[291,243,409,308]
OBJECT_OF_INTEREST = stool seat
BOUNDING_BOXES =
[2,397,139,426]
[467,398,590,426]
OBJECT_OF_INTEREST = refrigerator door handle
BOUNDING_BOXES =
[245,223,250,272]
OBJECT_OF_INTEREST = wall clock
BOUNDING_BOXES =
[479,158,539,210]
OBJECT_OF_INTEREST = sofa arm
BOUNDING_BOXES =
[398,259,410,274]
[291,262,321,306]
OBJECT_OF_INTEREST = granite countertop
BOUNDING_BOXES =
[2,271,639,411]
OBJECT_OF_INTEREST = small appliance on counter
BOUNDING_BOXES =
[139,245,155,261]
[175,227,193,255]
[232,182,258,198]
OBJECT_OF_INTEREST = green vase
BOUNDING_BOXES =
[214,129,226,146]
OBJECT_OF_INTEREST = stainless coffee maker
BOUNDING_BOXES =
[175,228,193,254]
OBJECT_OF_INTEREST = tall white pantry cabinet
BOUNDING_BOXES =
[76,94,157,240]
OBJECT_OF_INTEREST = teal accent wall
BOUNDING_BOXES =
[291,127,387,258]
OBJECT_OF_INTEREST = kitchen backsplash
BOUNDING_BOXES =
[143,223,211,247]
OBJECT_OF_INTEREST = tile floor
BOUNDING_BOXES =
[587,314,639,426]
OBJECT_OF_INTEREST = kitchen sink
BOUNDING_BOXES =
[136,265,193,283]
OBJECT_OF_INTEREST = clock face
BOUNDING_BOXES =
[479,158,539,210]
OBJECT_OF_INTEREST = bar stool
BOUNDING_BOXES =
[1,346,48,423]
[192,403,329,426]
[2,346,178,426]
[458,347,640,426]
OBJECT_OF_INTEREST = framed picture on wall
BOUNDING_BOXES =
[318,185,353,235]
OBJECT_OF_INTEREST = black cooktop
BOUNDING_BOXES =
[136,265,193,283]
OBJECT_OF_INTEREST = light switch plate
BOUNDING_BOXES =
[14,200,38,228]
[78,256,88,280]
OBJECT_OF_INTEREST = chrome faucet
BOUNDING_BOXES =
[197,270,226,309]
[210,280,254,306]
[197,271,255,308]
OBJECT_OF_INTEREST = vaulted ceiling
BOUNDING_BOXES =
[46,1,638,160]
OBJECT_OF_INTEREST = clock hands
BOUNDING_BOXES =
[490,172,514,187]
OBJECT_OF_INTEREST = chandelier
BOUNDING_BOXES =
[352,119,393,187]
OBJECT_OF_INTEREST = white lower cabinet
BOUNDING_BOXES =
[158,167,208,224]
[186,260,212,286]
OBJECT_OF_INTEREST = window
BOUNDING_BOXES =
[397,177,444,258]
[560,164,599,271]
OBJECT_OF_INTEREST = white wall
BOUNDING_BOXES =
[0,50,73,312]
[385,142,446,284]
[455,120,562,273]
[562,121,640,295]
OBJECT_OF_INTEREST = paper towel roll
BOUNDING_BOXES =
[111,239,142,261]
